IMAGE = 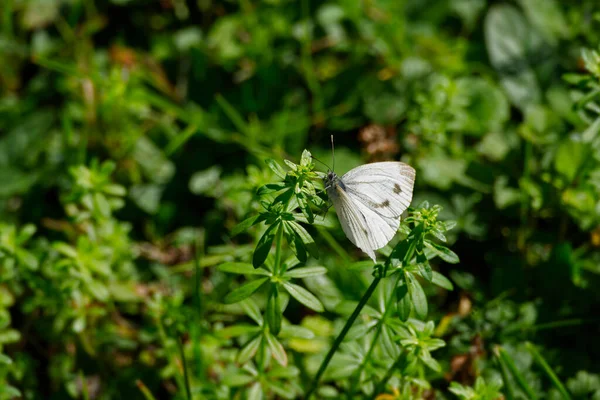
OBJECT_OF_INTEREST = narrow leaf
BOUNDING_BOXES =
[224,278,269,304]
[265,159,287,179]
[432,271,453,290]
[219,262,270,275]
[218,324,262,338]
[282,282,324,312]
[287,224,307,263]
[266,286,282,336]
[253,223,278,268]
[396,281,412,322]
[265,332,288,366]
[417,261,433,282]
[425,241,460,264]
[526,342,571,400]
[237,335,262,364]
[257,182,287,195]
[497,347,538,400]
[407,274,428,319]
[287,221,319,259]
[240,299,263,325]
[232,214,264,237]
[285,266,327,278]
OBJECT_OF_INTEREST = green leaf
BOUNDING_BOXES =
[224,277,269,304]
[300,149,313,166]
[266,286,282,336]
[219,262,269,275]
[253,223,278,268]
[407,274,428,320]
[517,0,570,45]
[287,221,318,259]
[554,139,586,182]
[94,192,111,217]
[222,372,255,387]
[273,188,294,206]
[53,242,78,258]
[132,136,175,184]
[17,224,36,243]
[582,117,600,143]
[280,325,315,340]
[526,342,571,400]
[265,331,288,366]
[248,382,264,400]
[285,266,327,278]
[240,299,263,325]
[237,335,262,364]
[0,385,21,398]
[129,184,164,214]
[484,4,541,110]
[265,158,287,179]
[424,241,460,264]
[419,350,441,372]
[257,182,287,196]
[189,166,221,195]
[218,324,262,338]
[497,347,538,400]
[231,214,265,237]
[396,281,412,322]
[432,271,454,290]
[282,282,324,312]
[0,168,38,197]
[87,280,109,301]
[103,183,126,196]
[0,354,12,365]
[417,260,433,282]
[286,223,307,263]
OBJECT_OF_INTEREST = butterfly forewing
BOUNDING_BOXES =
[341,162,415,220]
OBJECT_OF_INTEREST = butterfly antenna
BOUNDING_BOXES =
[330,135,335,172]
[310,155,331,171]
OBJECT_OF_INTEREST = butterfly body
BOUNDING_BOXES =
[325,162,416,262]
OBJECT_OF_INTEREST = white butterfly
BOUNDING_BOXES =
[325,161,416,262]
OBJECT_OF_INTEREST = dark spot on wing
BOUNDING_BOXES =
[393,184,402,194]
[374,199,390,208]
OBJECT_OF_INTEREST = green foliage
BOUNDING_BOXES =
[1,0,600,399]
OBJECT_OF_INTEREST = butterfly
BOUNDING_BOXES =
[324,160,415,262]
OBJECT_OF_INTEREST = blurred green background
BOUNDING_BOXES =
[2,0,600,399]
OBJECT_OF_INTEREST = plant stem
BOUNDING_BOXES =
[348,275,401,397]
[136,380,159,400]
[526,342,571,400]
[155,313,187,394]
[193,237,204,384]
[305,275,382,399]
[370,352,407,399]
[497,346,538,400]
[178,337,192,400]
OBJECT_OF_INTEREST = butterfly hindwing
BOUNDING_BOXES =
[332,184,399,262]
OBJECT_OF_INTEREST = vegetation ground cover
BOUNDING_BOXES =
[1,1,600,399]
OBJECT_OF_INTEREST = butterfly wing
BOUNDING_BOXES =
[341,162,415,220]
[329,184,398,262]
[327,162,415,261]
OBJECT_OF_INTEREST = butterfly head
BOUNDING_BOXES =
[324,171,337,191]
[325,170,346,193]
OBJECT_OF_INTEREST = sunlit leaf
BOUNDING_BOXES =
[282,282,324,312]
[224,278,269,304]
